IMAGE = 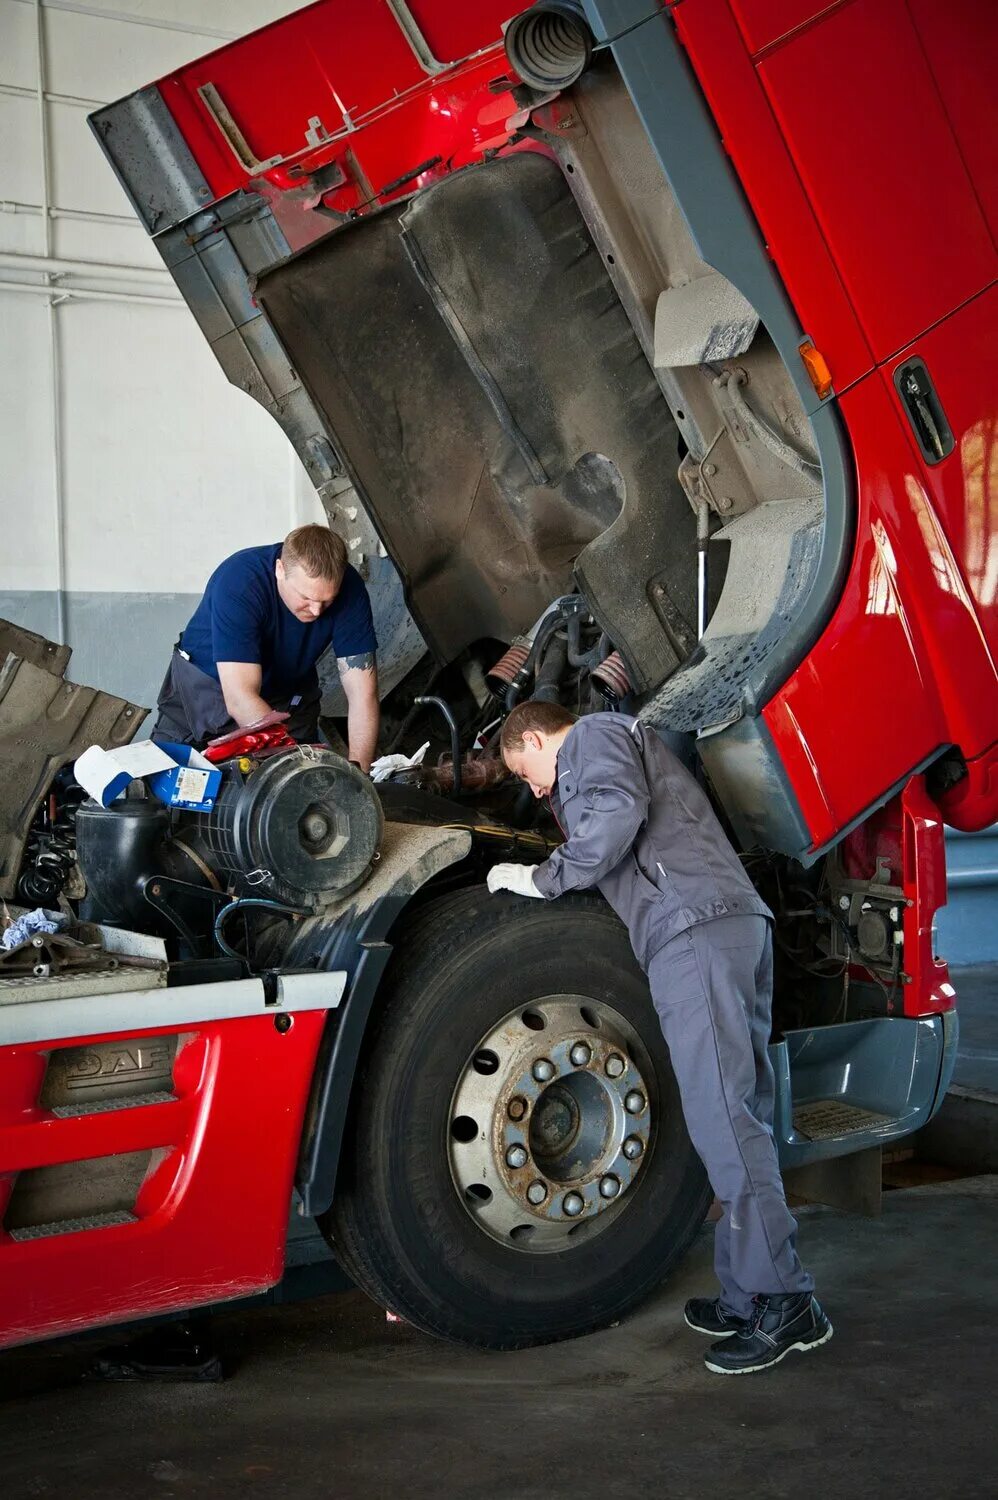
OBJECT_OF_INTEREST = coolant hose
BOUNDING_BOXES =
[534,633,568,702]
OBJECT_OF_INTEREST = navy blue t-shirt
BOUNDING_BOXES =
[180,543,377,699]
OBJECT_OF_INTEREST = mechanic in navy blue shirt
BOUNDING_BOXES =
[152,525,379,769]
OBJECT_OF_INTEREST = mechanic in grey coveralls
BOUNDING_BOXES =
[487,700,833,1376]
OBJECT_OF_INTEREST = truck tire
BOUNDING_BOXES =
[323,887,711,1349]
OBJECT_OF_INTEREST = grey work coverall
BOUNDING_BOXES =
[532,713,814,1319]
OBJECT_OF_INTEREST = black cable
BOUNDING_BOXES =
[347,155,445,218]
[213,897,307,964]
[592,2,684,52]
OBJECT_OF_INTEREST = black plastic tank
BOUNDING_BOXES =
[75,794,195,929]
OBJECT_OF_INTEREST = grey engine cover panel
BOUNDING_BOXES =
[0,620,145,900]
[255,153,696,690]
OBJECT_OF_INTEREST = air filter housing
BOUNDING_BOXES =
[184,749,382,909]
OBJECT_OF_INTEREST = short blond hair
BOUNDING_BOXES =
[282,524,347,582]
[501,700,577,758]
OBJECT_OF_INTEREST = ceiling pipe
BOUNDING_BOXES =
[0,278,182,306]
[0,250,170,283]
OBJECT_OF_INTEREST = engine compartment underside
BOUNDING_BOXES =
[255,152,697,693]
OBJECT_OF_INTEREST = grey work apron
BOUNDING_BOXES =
[151,648,320,749]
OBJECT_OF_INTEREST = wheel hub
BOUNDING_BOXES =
[448,996,654,1252]
[531,1083,580,1159]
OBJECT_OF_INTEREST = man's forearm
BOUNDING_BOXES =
[347,695,380,772]
[223,688,273,727]
[338,652,379,773]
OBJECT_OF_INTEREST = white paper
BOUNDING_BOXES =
[74,740,176,807]
[103,741,176,776]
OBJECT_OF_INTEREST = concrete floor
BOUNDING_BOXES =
[2,1176,995,1500]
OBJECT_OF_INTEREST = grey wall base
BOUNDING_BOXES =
[936,826,998,966]
[0,591,199,736]
[918,1086,998,1173]
[0,569,427,739]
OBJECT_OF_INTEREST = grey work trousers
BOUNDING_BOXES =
[647,914,814,1320]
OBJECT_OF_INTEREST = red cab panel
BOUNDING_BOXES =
[156,0,512,214]
[0,1012,325,1348]
[755,0,997,361]
[728,0,844,55]
[907,0,998,254]
[765,350,998,848]
[884,284,998,694]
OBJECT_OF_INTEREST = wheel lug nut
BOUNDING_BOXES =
[506,1144,528,1169]
[606,1053,625,1078]
[527,1181,547,1205]
[562,1192,585,1217]
[508,1096,528,1121]
[532,1058,555,1082]
[625,1090,646,1114]
[623,1135,644,1160]
[599,1175,620,1199]
[569,1042,591,1067]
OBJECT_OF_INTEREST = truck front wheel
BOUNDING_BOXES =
[324,888,711,1348]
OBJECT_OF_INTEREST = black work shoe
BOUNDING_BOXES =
[684,1297,750,1338]
[704,1293,832,1375]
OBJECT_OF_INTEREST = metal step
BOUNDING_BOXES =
[792,1100,893,1141]
[8,1210,136,1242]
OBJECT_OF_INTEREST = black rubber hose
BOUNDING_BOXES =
[415,695,462,796]
[533,633,568,703]
[385,661,448,754]
[566,612,603,670]
[506,609,564,711]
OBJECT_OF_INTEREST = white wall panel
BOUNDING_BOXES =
[0,296,59,590]
[48,100,143,215]
[50,210,163,268]
[43,0,303,34]
[0,0,319,708]
[0,210,46,255]
[0,0,38,89]
[0,94,43,204]
[42,5,225,99]
[58,298,299,592]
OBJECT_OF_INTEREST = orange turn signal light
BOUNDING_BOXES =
[800,340,833,400]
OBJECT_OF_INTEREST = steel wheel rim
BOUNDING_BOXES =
[448,995,655,1253]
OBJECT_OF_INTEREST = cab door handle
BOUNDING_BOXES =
[894,358,953,464]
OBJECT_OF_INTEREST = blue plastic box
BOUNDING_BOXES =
[147,741,222,813]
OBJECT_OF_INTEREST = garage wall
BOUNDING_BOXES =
[937,825,998,967]
[0,0,322,715]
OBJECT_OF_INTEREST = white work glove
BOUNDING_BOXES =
[487,863,544,899]
[369,742,430,782]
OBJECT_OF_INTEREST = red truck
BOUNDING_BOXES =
[0,0,994,1352]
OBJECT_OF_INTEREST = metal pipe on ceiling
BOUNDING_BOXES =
[0,278,182,306]
[0,250,170,282]
[0,81,106,109]
[7,0,239,43]
[1,199,141,228]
